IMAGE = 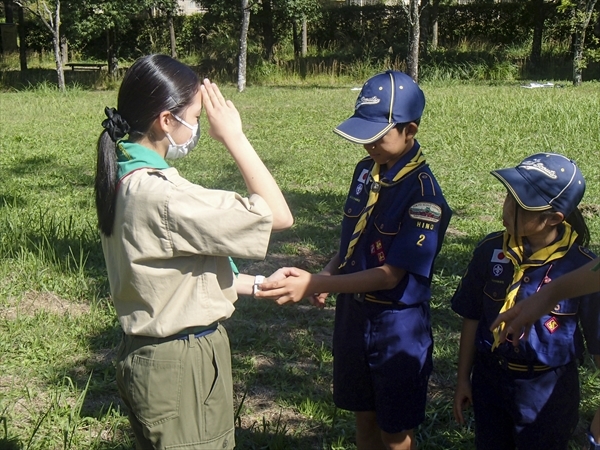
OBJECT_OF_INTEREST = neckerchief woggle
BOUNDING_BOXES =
[491,222,578,350]
[338,147,426,269]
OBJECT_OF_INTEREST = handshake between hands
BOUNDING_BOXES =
[253,267,328,308]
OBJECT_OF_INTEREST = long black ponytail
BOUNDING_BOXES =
[94,55,199,236]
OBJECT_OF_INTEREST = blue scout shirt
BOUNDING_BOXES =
[338,142,451,305]
[451,230,600,367]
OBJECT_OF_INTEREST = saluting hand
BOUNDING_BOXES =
[200,79,243,146]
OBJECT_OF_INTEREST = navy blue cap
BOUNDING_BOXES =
[491,153,586,217]
[334,70,425,144]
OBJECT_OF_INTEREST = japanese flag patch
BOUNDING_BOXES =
[491,249,508,264]
[357,169,370,184]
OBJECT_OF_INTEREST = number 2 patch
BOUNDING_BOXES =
[417,234,426,246]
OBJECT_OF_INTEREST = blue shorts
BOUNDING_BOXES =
[332,294,433,434]
[472,353,579,450]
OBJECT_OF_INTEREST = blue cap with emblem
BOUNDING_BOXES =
[491,152,586,217]
[334,70,425,145]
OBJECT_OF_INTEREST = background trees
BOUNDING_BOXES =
[3,0,599,85]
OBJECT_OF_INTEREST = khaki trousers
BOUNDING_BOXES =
[116,324,235,450]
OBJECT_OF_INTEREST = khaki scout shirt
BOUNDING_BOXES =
[101,167,273,337]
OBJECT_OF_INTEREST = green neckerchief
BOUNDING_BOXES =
[116,140,170,180]
[229,257,239,278]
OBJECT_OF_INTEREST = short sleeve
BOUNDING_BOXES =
[579,292,600,355]
[384,199,449,278]
[451,243,489,320]
[166,183,273,260]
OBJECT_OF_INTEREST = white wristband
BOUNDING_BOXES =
[253,275,265,296]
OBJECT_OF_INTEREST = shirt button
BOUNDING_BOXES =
[523,276,530,283]
[514,347,520,353]
[380,224,385,229]
[347,208,353,214]
[351,261,356,266]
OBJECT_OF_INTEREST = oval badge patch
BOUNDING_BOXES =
[409,202,442,223]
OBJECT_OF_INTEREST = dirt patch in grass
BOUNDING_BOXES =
[581,203,600,219]
[0,290,90,321]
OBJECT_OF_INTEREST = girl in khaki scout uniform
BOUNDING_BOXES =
[94,54,293,450]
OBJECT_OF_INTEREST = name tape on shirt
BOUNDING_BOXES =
[491,249,509,264]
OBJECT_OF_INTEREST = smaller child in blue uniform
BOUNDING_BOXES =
[257,70,452,449]
[451,153,600,450]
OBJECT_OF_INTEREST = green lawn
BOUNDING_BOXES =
[0,81,599,449]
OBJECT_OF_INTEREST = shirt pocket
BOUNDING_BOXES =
[483,280,506,302]
[549,299,578,316]
[482,280,506,316]
[343,200,364,219]
[374,212,401,236]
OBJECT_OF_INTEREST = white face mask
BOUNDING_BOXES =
[165,114,200,160]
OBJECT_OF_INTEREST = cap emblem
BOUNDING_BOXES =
[355,95,380,109]
[519,159,557,179]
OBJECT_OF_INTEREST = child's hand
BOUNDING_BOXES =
[266,267,302,284]
[200,79,243,145]
[453,380,473,425]
[255,268,313,304]
[309,292,328,308]
[489,300,536,346]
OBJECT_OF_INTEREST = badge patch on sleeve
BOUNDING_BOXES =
[491,249,508,264]
[409,202,442,223]
[544,317,559,334]
[357,169,370,184]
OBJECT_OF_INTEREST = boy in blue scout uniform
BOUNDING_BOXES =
[257,70,452,449]
[451,153,600,450]
[332,71,451,450]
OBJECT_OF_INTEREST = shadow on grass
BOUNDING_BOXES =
[21,149,489,448]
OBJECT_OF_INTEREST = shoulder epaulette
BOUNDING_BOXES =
[475,231,504,249]
[416,169,436,197]
[577,245,598,260]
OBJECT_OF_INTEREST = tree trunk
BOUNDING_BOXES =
[168,14,177,59]
[420,0,429,57]
[51,0,65,91]
[530,0,545,66]
[18,5,27,70]
[431,0,439,50]
[261,0,274,62]
[292,19,300,57]
[3,0,14,23]
[60,33,68,64]
[573,31,584,85]
[302,15,307,57]
[571,0,598,85]
[107,27,118,79]
[407,0,420,82]
[237,0,250,92]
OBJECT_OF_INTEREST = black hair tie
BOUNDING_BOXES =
[102,107,131,142]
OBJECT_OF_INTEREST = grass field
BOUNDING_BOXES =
[0,80,599,449]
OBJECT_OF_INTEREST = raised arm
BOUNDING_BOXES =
[201,79,293,231]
